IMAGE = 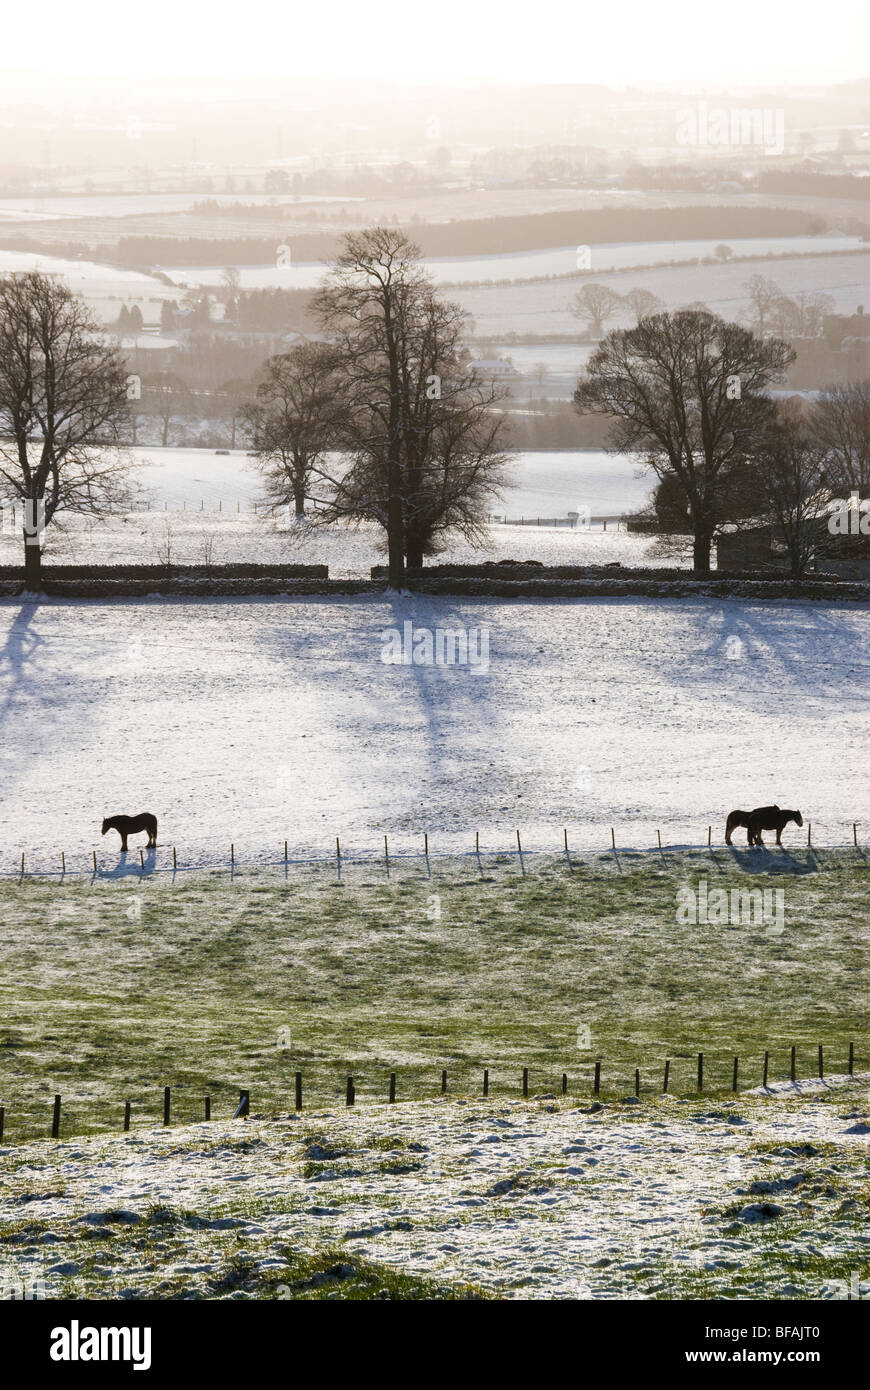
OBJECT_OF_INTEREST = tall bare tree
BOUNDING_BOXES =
[574,309,794,572]
[0,272,131,588]
[310,227,510,584]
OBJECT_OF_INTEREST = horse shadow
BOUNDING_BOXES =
[723,844,819,876]
[96,847,159,880]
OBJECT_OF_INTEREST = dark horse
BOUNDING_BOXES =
[101,813,158,851]
[725,805,803,847]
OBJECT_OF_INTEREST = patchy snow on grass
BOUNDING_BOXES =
[1,1077,867,1299]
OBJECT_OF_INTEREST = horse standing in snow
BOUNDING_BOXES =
[101,813,158,851]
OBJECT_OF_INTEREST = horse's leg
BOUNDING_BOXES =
[120,837,128,852]
[776,831,782,846]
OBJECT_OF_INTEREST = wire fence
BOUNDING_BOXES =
[1,823,864,881]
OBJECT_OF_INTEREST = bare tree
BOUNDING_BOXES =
[218,375,254,449]
[569,283,622,338]
[0,272,131,588]
[744,275,781,337]
[809,381,870,493]
[574,309,794,573]
[622,288,663,323]
[310,227,510,584]
[142,372,189,447]
[243,343,344,517]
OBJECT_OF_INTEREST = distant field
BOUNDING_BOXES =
[0,850,866,1142]
[457,250,870,336]
[164,236,867,292]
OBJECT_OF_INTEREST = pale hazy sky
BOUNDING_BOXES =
[4,0,868,87]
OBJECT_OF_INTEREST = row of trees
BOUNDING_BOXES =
[570,275,839,343]
[0,249,867,588]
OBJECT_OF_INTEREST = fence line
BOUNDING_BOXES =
[1,823,864,881]
[0,1045,862,1146]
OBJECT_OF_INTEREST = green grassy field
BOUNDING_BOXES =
[0,847,867,1142]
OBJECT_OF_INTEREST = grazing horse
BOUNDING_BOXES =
[101,813,158,851]
[746,806,803,848]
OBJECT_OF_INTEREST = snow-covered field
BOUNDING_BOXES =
[0,594,866,867]
[121,446,651,518]
[0,447,659,574]
[1,1077,867,1299]
[164,236,867,291]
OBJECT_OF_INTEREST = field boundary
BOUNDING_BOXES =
[1,1063,864,1149]
[1,828,865,881]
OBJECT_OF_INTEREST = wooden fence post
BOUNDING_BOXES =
[697,1053,704,1092]
[522,1067,528,1098]
[163,1086,171,1126]
[0,1106,4,1142]
[93,849,97,873]
[849,1041,854,1077]
[441,1069,447,1094]
[483,1068,489,1097]
[346,1076,354,1107]
[593,1061,601,1096]
[818,1044,823,1079]
[854,823,858,846]
[562,1072,568,1096]
[389,1072,396,1103]
[51,1094,61,1139]
[790,1045,796,1082]
[205,1096,211,1121]
[124,1100,131,1132]
[663,1059,670,1094]
[732,1056,739,1092]
[635,1068,640,1097]
[172,846,177,870]
[295,1071,302,1110]
[763,1051,769,1088]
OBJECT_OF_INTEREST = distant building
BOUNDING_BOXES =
[468,358,517,378]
